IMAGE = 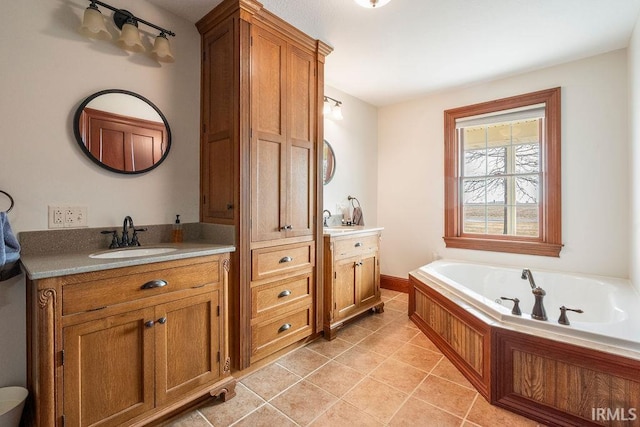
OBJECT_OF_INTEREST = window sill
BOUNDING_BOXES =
[443,237,562,257]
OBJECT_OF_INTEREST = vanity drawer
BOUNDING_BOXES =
[63,260,220,315]
[251,272,313,319]
[251,241,314,281]
[251,304,313,362]
[333,234,379,259]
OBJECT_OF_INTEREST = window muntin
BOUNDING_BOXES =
[459,117,542,237]
[443,88,562,257]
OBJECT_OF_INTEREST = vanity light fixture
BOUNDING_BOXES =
[354,0,392,8]
[324,96,343,120]
[79,0,176,62]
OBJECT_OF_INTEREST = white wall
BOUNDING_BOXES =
[0,0,201,387]
[629,16,640,293]
[378,49,630,279]
[323,86,378,226]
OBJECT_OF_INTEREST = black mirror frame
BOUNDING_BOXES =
[73,89,172,175]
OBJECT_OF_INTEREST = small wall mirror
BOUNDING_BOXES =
[73,89,171,174]
[323,140,336,185]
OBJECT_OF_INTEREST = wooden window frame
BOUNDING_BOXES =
[443,87,562,257]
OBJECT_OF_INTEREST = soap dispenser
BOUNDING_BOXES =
[172,214,183,243]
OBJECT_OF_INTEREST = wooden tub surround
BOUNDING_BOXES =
[409,274,640,427]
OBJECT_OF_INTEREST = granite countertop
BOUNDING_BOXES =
[21,242,236,280]
[322,226,384,237]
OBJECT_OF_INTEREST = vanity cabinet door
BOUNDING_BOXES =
[155,292,221,405]
[333,256,359,320]
[358,251,380,307]
[62,307,155,427]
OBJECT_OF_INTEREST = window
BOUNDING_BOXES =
[444,88,562,257]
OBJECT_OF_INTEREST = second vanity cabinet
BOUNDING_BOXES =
[323,229,384,340]
[26,253,235,427]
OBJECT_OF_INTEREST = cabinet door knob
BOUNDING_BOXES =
[278,290,292,298]
[141,279,168,290]
[355,242,362,247]
[144,320,154,328]
[278,323,292,333]
[280,225,293,231]
[279,256,293,263]
[157,317,167,324]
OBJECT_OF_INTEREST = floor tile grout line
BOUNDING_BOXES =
[194,409,215,427]
[461,393,481,426]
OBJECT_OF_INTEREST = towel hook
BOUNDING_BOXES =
[348,195,361,208]
[0,190,14,213]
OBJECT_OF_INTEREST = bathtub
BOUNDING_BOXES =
[409,260,640,426]
[411,259,640,357]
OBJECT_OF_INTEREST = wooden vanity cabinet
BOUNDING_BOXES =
[197,0,332,369]
[323,231,384,340]
[26,254,235,427]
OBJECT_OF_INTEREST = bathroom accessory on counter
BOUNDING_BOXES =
[348,195,364,226]
[0,190,21,281]
[172,214,183,243]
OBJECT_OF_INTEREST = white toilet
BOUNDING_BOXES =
[0,387,28,427]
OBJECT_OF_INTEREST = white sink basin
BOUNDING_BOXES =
[89,247,178,259]
[323,227,359,233]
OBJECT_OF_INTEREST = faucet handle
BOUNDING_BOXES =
[101,230,120,249]
[131,228,148,247]
[558,306,583,325]
[500,297,522,316]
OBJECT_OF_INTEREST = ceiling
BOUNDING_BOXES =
[147,0,640,106]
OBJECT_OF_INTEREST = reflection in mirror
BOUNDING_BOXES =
[323,140,336,185]
[74,89,171,174]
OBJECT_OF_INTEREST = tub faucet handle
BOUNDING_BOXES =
[500,297,522,316]
[558,306,583,326]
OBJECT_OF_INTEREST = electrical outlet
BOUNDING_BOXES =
[64,207,88,228]
[48,205,88,229]
[48,206,64,229]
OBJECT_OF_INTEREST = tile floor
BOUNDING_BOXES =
[165,289,543,427]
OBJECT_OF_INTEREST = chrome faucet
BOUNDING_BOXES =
[322,209,332,227]
[521,268,547,321]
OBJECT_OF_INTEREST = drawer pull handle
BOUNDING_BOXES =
[279,256,293,263]
[354,242,362,247]
[278,323,292,333]
[278,290,292,298]
[280,225,293,231]
[141,279,167,290]
[145,320,154,328]
[157,317,167,325]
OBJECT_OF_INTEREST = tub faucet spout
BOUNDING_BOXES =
[522,268,547,321]
[521,268,536,290]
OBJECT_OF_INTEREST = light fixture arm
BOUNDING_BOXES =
[324,96,342,106]
[89,0,175,37]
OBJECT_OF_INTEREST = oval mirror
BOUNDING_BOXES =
[323,140,336,185]
[73,89,171,174]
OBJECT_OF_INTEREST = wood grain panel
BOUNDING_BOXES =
[288,144,313,237]
[63,308,155,426]
[251,137,284,242]
[409,275,491,398]
[251,304,313,362]
[155,292,220,405]
[251,241,314,281]
[413,289,484,375]
[251,272,313,318]
[252,26,285,136]
[63,261,220,315]
[494,328,640,427]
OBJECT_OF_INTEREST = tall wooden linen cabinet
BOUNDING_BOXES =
[197,0,332,370]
